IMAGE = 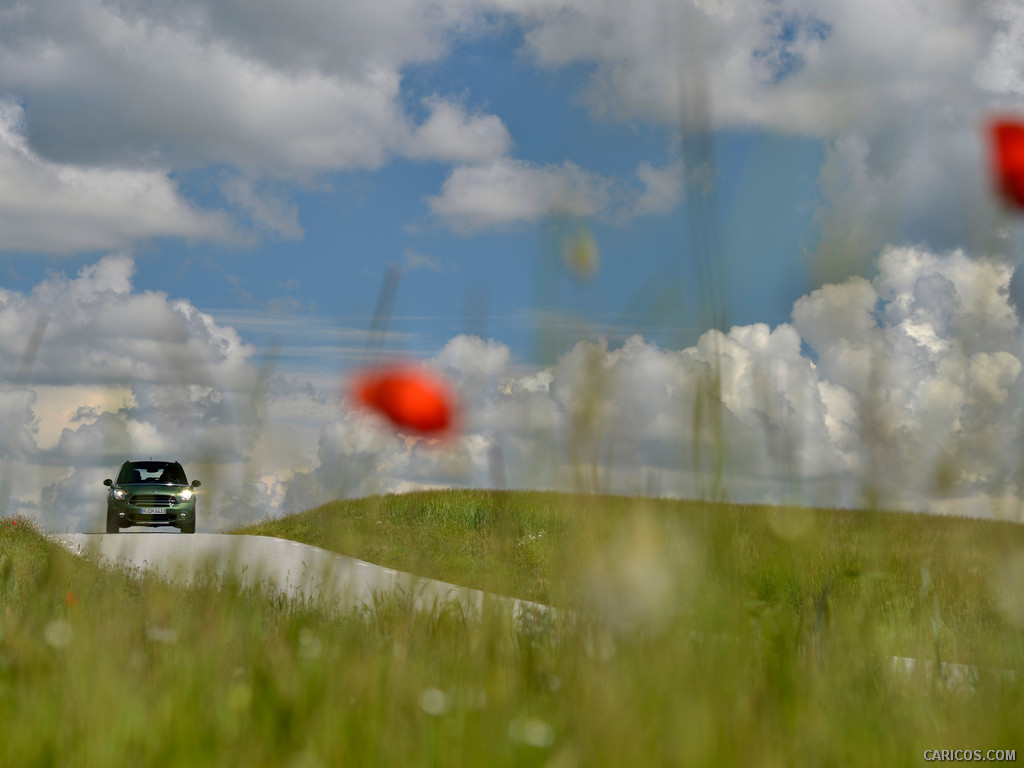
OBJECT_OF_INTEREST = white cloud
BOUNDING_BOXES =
[631,160,685,217]
[139,0,478,77]
[974,4,1024,96]
[507,0,988,135]
[812,122,1000,279]
[0,0,516,177]
[496,0,1019,270]
[0,0,518,251]
[4,0,1011,254]
[0,101,233,253]
[286,244,1024,520]
[404,98,513,163]
[428,158,611,232]
[0,0,429,172]
[482,0,1024,260]
[6,244,1024,529]
[0,387,36,459]
[429,156,696,231]
[431,334,513,428]
[29,385,134,449]
[792,276,881,397]
[0,254,256,387]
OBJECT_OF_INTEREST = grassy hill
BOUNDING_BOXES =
[2,491,1022,766]
[236,490,1024,664]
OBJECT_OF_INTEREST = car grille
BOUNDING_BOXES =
[129,494,176,508]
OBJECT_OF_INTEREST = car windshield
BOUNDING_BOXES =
[117,462,187,485]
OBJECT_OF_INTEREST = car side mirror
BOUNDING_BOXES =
[191,480,201,488]
[103,479,112,486]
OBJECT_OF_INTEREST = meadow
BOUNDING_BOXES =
[2,490,1022,766]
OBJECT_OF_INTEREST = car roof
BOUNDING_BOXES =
[122,460,182,469]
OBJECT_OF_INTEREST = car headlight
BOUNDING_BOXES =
[113,488,127,500]
[179,488,193,502]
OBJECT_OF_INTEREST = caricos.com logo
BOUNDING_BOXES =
[923,750,1016,762]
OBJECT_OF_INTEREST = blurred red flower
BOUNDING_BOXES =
[65,591,78,607]
[351,364,457,435]
[991,118,1024,210]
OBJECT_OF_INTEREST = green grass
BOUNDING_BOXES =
[236,490,1024,665]
[2,492,1023,767]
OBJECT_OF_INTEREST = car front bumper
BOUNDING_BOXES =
[109,501,196,528]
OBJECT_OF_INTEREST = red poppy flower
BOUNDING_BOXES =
[65,592,78,607]
[991,118,1024,210]
[351,364,457,435]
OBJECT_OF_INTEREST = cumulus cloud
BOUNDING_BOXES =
[0,101,233,252]
[288,244,1024,521]
[5,0,1013,251]
[6,244,1024,529]
[507,0,987,135]
[419,1,1024,239]
[404,98,513,163]
[0,0,415,172]
[0,0,517,251]
[812,122,1000,280]
[427,158,611,232]
[974,4,1024,97]
[496,0,1019,269]
[428,155,699,231]
[0,254,254,387]
[0,387,37,459]
[0,1,514,176]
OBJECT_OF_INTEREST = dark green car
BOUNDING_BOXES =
[104,460,201,534]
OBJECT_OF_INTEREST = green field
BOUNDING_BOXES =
[2,491,1023,766]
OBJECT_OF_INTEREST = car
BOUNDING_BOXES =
[104,460,201,534]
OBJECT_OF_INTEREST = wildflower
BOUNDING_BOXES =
[991,118,1024,210]
[64,591,78,607]
[44,620,73,649]
[508,716,555,748]
[351,363,457,435]
[418,687,451,716]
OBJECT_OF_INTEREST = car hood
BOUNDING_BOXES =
[116,483,189,494]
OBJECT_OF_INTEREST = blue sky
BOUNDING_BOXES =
[2,0,1024,529]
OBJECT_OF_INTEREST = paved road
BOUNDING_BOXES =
[54,532,549,621]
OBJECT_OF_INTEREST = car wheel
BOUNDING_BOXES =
[180,518,195,534]
[106,510,120,534]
